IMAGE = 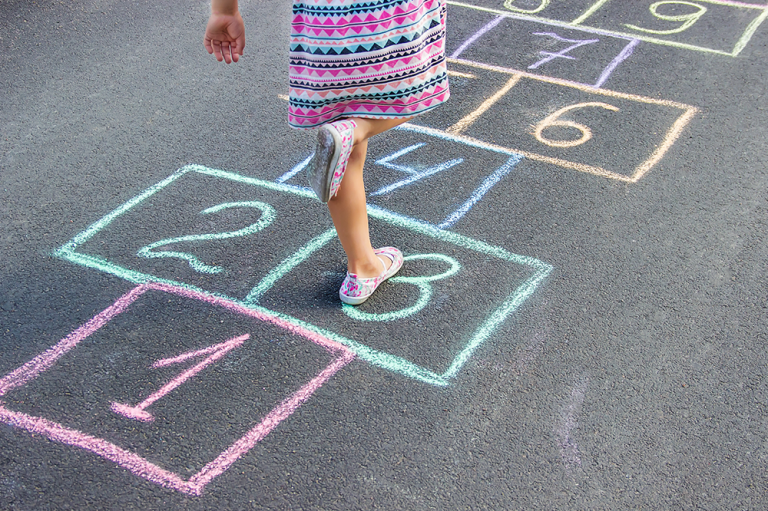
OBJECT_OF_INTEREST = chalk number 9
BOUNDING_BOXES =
[626,1,707,35]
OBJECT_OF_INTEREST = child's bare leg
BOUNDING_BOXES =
[327,116,411,278]
[351,117,412,145]
[327,139,378,277]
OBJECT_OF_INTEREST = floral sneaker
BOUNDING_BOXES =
[308,118,357,203]
[339,247,404,305]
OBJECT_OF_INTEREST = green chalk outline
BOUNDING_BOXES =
[342,253,462,322]
[243,227,338,306]
[137,201,277,275]
[448,0,768,57]
[53,165,553,386]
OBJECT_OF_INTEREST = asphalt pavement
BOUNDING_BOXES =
[2,0,768,508]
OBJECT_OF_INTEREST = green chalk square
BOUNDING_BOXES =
[580,0,768,57]
[55,165,552,386]
[53,165,333,301]
[253,206,552,386]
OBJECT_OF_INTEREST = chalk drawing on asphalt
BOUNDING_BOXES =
[527,32,600,70]
[555,376,590,470]
[111,334,249,422]
[342,253,462,322]
[51,165,551,386]
[435,65,698,182]
[449,0,768,56]
[0,283,355,496]
[447,8,639,88]
[137,201,276,274]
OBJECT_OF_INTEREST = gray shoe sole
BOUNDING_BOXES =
[308,126,341,203]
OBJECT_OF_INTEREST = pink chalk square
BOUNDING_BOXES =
[0,283,354,495]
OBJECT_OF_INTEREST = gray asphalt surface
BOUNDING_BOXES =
[2,0,768,508]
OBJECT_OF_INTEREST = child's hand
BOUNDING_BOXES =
[204,12,245,64]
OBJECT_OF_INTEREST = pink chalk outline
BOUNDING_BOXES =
[111,334,249,422]
[0,283,355,495]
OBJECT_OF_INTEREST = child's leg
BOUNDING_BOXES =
[327,117,411,278]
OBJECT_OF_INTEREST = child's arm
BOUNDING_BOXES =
[204,0,245,64]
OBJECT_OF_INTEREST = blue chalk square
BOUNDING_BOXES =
[280,125,523,229]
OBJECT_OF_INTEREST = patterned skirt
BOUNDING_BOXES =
[289,0,450,129]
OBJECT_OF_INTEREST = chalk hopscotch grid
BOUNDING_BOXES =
[279,126,524,229]
[448,0,768,57]
[0,282,355,496]
[52,164,552,387]
[275,88,696,184]
[424,66,699,183]
[442,4,698,179]
[448,11,641,89]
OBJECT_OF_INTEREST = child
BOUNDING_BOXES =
[204,0,450,304]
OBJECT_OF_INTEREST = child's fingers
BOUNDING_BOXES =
[211,40,224,62]
[224,42,234,64]
[203,34,243,63]
[232,37,245,62]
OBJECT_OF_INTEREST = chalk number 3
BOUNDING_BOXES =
[343,253,461,322]
[137,201,276,274]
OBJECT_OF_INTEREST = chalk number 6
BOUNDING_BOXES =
[533,102,619,148]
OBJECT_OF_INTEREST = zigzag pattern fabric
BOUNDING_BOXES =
[289,0,450,129]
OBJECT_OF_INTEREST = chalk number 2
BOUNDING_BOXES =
[137,201,276,274]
